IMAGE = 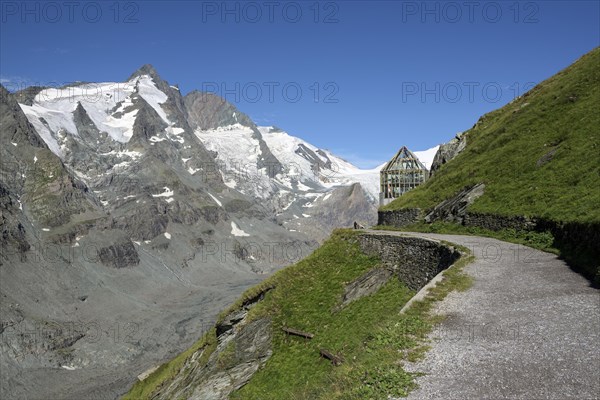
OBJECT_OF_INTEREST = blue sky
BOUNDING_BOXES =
[1,1,598,168]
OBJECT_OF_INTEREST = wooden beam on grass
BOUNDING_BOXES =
[282,326,314,339]
[319,348,344,366]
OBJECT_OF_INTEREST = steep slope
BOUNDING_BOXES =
[383,48,600,222]
[123,49,600,400]
[1,68,318,399]
[2,63,442,399]
[1,64,401,399]
[184,103,383,239]
[125,230,464,400]
[184,91,282,178]
[194,124,381,235]
[381,47,600,282]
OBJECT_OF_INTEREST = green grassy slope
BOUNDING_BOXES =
[383,48,600,223]
[125,230,472,399]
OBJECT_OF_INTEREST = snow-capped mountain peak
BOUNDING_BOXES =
[17,72,177,157]
[14,64,441,241]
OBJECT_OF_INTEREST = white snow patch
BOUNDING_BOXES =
[20,81,142,149]
[33,155,38,163]
[112,161,131,170]
[76,171,93,181]
[61,365,77,371]
[133,241,141,245]
[100,149,143,159]
[164,232,171,239]
[282,200,294,211]
[194,124,267,198]
[102,108,139,142]
[231,221,250,237]
[152,187,174,198]
[296,181,311,191]
[149,135,166,143]
[167,126,185,136]
[322,193,332,201]
[42,228,50,232]
[187,166,199,175]
[302,214,311,218]
[259,126,382,200]
[181,157,191,163]
[414,145,440,171]
[11,142,17,147]
[208,193,222,207]
[223,179,237,189]
[137,75,170,124]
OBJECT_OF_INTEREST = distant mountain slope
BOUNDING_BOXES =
[2,64,434,399]
[383,48,600,223]
[14,67,388,240]
[1,63,445,398]
[0,67,320,399]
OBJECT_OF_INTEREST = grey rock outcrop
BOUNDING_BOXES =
[424,183,485,224]
[336,267,394,311]
[0,85,46,150]
[430,132,467,176]
[184,91,255,131]
[287,183,377,241]
[12,86,46,106]
[295,143,333,175]
[94,230,140,268]
[151,290,273,400]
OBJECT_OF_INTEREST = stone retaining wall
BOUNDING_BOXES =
[377,208,599,285]
[377,208,421,228]
[463,212,535,231]
[357,233,460,291]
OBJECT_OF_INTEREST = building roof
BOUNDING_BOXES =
[381,146,427,172]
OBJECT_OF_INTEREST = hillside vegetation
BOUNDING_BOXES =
[125,230,472,399]
[383,48,600,223]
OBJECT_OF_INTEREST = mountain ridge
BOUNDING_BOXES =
[122,48,600,400]
[1,64,441,399]
[0,65,380,399]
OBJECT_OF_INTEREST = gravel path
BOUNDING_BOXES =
[366,230,600,400]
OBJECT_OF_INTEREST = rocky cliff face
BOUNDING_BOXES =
[0,65,378,399]
[136,232,461,399]
[429,132,467,176]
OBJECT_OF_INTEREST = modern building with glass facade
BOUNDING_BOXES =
[379,146,428,206]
